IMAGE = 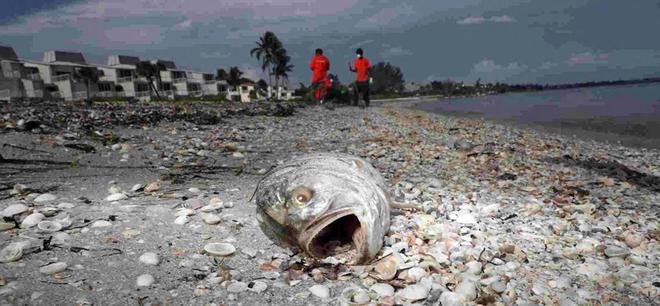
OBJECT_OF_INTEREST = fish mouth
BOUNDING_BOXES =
[302,209,367,264]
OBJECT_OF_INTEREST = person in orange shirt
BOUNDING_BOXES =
[348,48,371,107]
[309,48,330,104]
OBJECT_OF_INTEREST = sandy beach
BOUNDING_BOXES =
[1,100,658,305]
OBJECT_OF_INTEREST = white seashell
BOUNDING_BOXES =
[37,221,62,233]
[204,243,236,256]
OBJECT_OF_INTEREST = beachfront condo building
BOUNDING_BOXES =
[24,50,116,101]
[0,45,46,102]
[185,70,230,97]
[97,55,151,100]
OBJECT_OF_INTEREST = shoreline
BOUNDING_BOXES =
[0,101,658,305]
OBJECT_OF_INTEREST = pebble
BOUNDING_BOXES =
[202,213,222,225]
[34,193,57,203]
[0,220,15,231]
[204,243,236,256]
[57,203,76,209]
[40,207,59,217]
[188,187,201,193]
[1,204,28,217]
[490,281,507,293]
[92,220,112,227]
[136,274,155,287]
[241,248,258,258]
[309,284,330,299]
[105,193,127,201]
[20,213,45,228]
[227,281,248,293]
[139,252,160,266]
[370,283,395,297]
[131,184,144,192]
[145,181,161,193]
[223,202,234,209]
[51,232,70,245]
[352,290,371,304]
[39,262,68,274]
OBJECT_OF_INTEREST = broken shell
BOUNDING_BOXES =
[0,243,24,263]
[37,221,63,233]
[370,254,400,281]
[340,287,371,305]
[204,243,236,256]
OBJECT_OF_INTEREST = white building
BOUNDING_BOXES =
[0,45,45,101]
[227,81,256,103]
[185,71,229,97]
[24,50,115,101]
[97,55,151,100]
[151,59,203,99]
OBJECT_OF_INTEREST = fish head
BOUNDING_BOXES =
[254,153,390,264]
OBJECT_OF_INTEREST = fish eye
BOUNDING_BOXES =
[292,186,313,204]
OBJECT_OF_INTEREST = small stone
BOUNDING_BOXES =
[0,242,24,262]
[309,284,330,299]
[37,221,62,233]
[20,213,45,228]
[34,193,57,203]
[353,290,371,304]
[105,193,127,202]
[262,271,280,279]
[92,220,112,227]
[227,281,248,293]
[139,252,160,266]
[39,262,67,274]
[136,274,155,287]
[204,243,236,256]
[202,213,221,225]
[223,202,234,209]
[248,280,268,293]
[51,232,70,245]
[440,292,466,306]
[131,184,144,192]
[232,152,244,158]
[1,204,28,217]
[464,261,482,275]
[370,283,395,297]
[397,284,429,302]
[624,233,643,249]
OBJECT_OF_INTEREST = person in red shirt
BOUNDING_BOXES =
[348,48,371,107]
[309,48,330,104]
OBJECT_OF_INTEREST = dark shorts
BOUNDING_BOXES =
[353,81,370,106]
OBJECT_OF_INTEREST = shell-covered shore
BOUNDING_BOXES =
[0,100,658,305]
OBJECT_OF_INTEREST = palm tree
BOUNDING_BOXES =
[273,51,294,99]
[227,67,243,91]
[136,61,162,99]
[75,67,100,101]
[250,31,282,99]
[216,68,228,81]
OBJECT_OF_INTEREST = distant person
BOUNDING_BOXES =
[309,48,330,104]
[348,48,371,107]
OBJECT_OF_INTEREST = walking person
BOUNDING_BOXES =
[348,48,371,107]
[309,48,330,104]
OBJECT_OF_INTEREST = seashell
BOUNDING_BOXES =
[37,221,63,233]
[204,243,236,256]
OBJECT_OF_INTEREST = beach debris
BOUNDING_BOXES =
[20,213,45,228]
[254,152,391,264]
[37,221,62,233]
[139,252,160,266]
[309,284,331,299]
[0,242,25,263]
[204,243,236,256]
[39,262,68,274]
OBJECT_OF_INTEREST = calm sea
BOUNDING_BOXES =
[414,83,660,149]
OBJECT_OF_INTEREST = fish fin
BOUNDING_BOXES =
[389,201,420,211]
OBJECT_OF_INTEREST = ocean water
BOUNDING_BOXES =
[415,83,660,149]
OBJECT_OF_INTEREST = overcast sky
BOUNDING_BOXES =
[1,0,659,86]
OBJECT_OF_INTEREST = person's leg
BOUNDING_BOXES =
[351,83,359,106]
[364,83,370,107]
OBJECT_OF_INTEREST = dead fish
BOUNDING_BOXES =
[253,152,392,264]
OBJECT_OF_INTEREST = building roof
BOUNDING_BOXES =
[0,45,19,61]
[43,50,87,64]
[23,59,93,68]
[108,55,140,66]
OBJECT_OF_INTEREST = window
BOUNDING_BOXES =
[241,86,248,91]
[98,83,113,92]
